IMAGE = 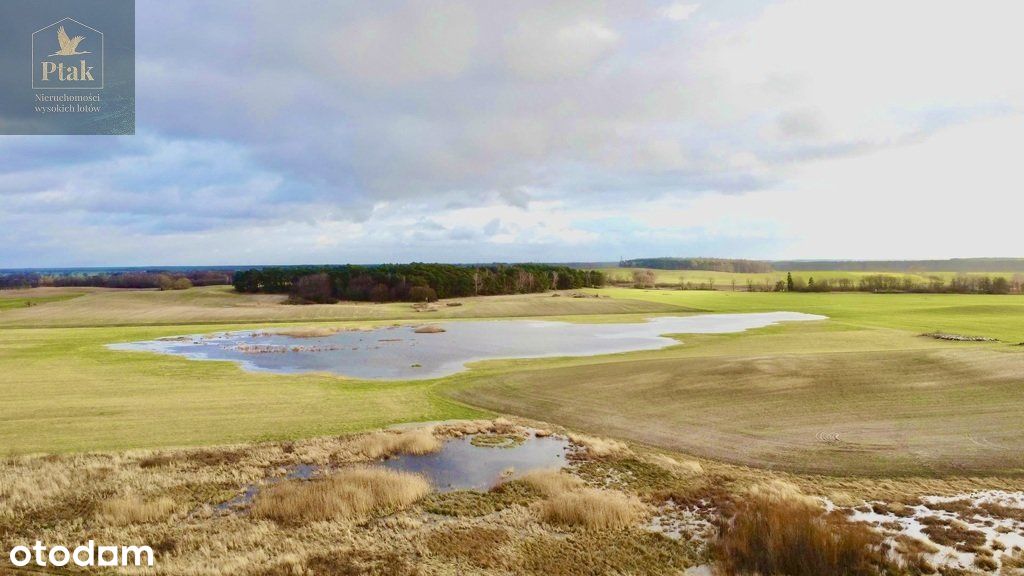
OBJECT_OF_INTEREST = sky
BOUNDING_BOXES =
[2,0,1024,267]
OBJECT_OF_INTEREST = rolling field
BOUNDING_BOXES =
[2,285,1024,479]
[448,289,1024,476]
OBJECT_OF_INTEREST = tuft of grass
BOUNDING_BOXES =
[252,466,430,525]
[97,495,176,525]
[647,453,704,475]
[568,433,632,459]
[349,428,442,459]
[517,469,585,497]
[537,488,646,530]
[715,494,898,576]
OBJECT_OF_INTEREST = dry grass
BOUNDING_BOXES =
[349,428,442,459]
[413,325,446,334]
[97,495,176,525]
[647,453,704,475]
[568,433,632,459]
[517,469,585,497]
[537,488,646,530]
[252,466,431,525]
[716,493,898,576]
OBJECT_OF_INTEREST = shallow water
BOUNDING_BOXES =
[382,433,570,492]
[109,312,824,380]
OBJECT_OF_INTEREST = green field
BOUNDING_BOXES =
[2,285,1023,479]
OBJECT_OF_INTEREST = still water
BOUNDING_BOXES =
[109,312,824,380]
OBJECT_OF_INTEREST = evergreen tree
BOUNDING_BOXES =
[786,272,794,292]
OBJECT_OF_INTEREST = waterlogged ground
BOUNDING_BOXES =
[833,491,1024,573]
[109,312,824,379]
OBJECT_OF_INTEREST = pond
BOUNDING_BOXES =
[109,312,825,380]
[382,433,570,492]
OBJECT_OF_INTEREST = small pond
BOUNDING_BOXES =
[382,433,570,492]
[109,312,825,380]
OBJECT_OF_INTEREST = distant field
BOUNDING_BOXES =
[0,285,689,328]
[3,285,1024,479]
[600,266,1024,288]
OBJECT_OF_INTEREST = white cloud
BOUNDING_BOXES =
[4,0,1024,266]
[661,3,700,21]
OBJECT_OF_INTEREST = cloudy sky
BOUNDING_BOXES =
[3,0,1023,267]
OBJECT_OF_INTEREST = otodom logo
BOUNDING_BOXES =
[32,17,103,89]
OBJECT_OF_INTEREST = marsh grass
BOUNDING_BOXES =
[252,466,431,525]
[349,428,441,459]
[537,488,647,530]
[97,495,176,525]
[716,493,899,576]
[568,434,631,459]
[517,469,584,497]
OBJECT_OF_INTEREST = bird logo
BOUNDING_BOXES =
[48,25,90,57]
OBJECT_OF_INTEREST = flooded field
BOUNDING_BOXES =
[109,312,824,380]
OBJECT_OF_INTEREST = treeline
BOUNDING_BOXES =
[233,264,606,304]
[620,257,773,273]
[0,270,233,291]
[746,273,1024,294]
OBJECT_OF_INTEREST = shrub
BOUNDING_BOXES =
[408,286,438,302]
[252,467,430,525]
[172,277,192,290]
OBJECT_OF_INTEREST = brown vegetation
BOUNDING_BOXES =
[252,466,431,525]
[349,428,442,459]
[97,495,176,525]
[716,485,900,576]
[537,488,647,530]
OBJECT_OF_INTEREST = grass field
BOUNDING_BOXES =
[448,288,1024,476]
[2,285,1024,479]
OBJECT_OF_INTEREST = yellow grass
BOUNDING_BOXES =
[537,488,646,530]
[568,433,632,459]
[349,428,442,459]
[517,469,585,497]
[647,453,704,475]
[97,495,176,525]
[253,466,431,525]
